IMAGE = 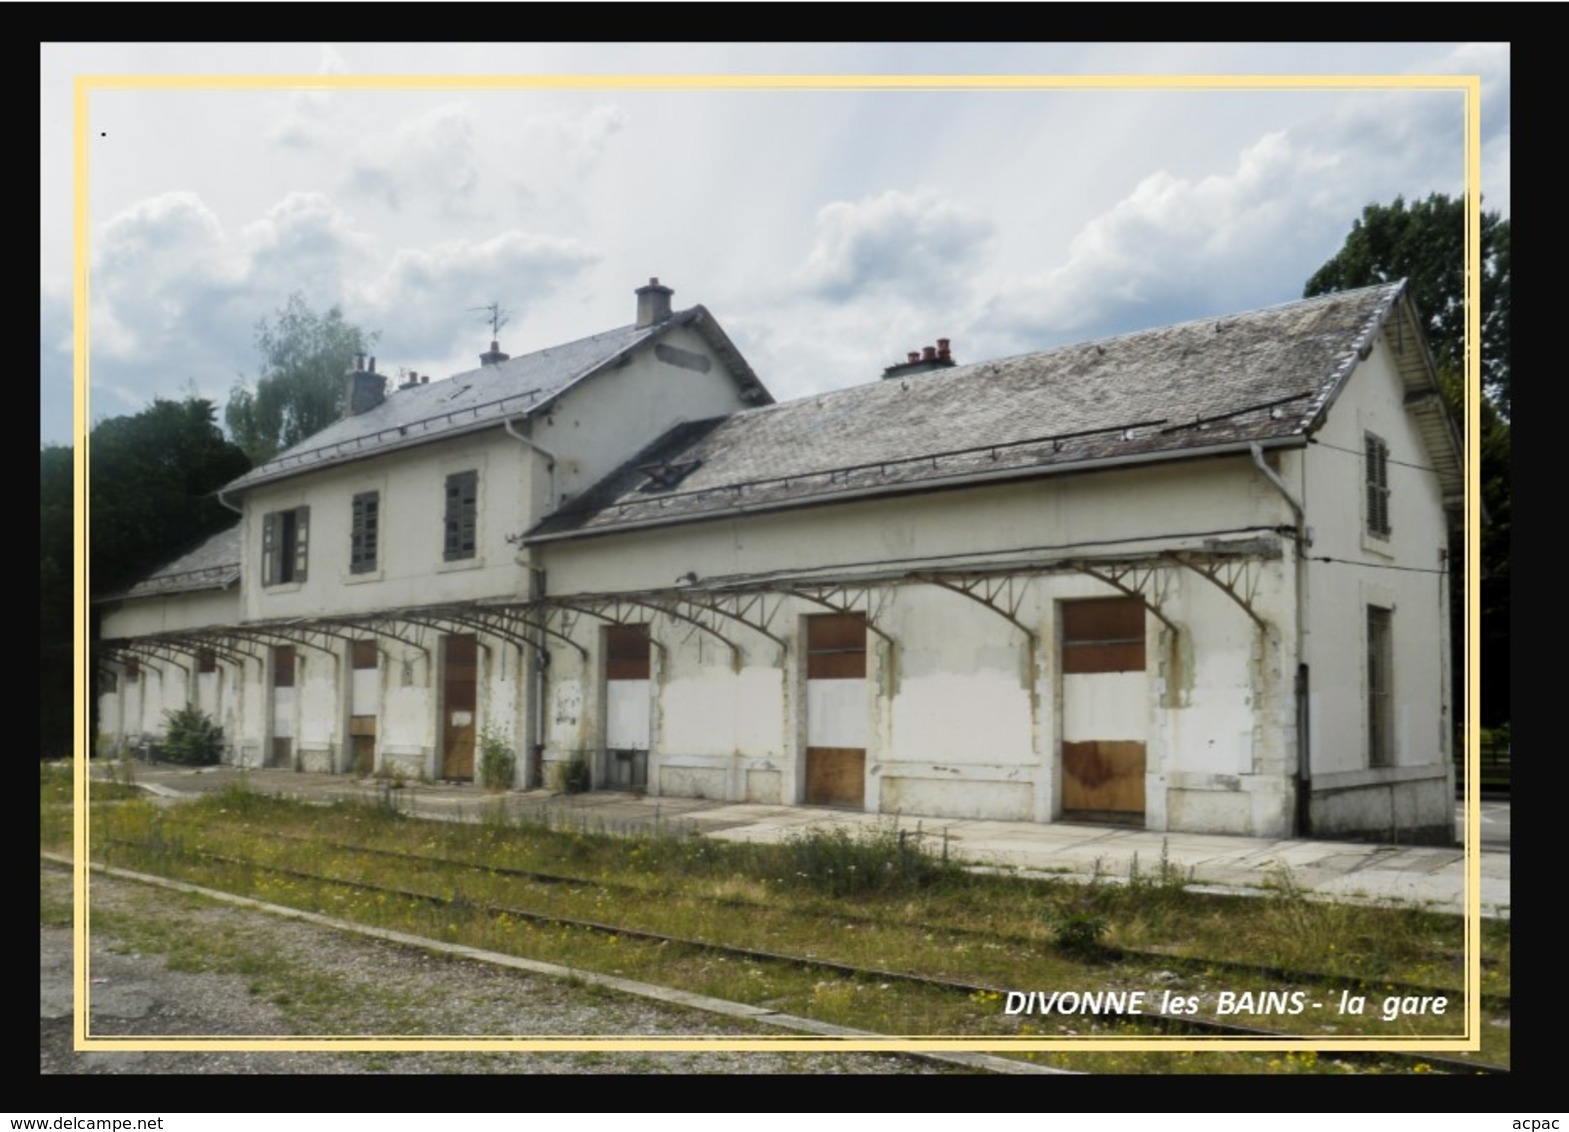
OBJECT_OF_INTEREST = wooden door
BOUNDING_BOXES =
[805,613,867,807]
[1060,597,1147,821]
[604,624,651,790]
[270,646,296,768]
[441,635,477,780]
[349,640,378,775]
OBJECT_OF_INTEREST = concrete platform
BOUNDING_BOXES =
[93,763,1509,919]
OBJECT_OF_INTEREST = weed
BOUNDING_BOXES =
[478,728,517,794]
[552,753,592,795]
[1051,908,1110,957]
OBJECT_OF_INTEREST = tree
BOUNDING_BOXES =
[225,294,379,463]
[90,398,251,598]
[40,445,76,759]
[1304,193,1511,415]
[41,398,251,759]
[1305,194,1510,728]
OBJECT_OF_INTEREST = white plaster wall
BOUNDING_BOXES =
[1062,673,1148,741]
[100,589,240,639]
[545,325,759,507]
[606,680,651,749]
[351,667,378,715]
[1300,336,1451,780]
[806,680,868,747]
[536,459,1305,831]
[240,430,535,622]
[542,457,1291,598]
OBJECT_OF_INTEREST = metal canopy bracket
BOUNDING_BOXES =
[773,583,896,647]
[1065,561,1180,637]
[910,571,1038,643]
[1165,551,1271,632]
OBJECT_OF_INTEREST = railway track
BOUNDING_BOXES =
[89,834,1506,1075]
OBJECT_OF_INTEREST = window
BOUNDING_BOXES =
[444,470,478,561]
[1367,606,1394,767]
[1364,432,1391,539]
[262,506,310,585]
[351,492,379,574]
[124,658,139,683]
[197,649,217,674]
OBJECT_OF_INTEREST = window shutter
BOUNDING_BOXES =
[262,512,277,586]
[444,471,478,560]
[294,506,310,583]
[351,492,378,573]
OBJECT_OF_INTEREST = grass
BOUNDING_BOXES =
[64,784,1509,1073]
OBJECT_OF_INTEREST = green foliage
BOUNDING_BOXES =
[553,753,592,795]
[160,705,225,766]
[1305,194,1511,727]
[478,728,517,793]
[1050,908,1110,957]
[771,823,963,897]
[1304,193,1510,414]
[40,446,75,760]
[88,398,251,598]
[226,294,379,463]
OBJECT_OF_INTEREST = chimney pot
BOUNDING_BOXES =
[908,352,920,363]
[922,345,937,362]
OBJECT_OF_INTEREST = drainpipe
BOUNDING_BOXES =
[217,487,242,515]
[505,418,559,512]
[1250,442,1312,836]
[505,418,558,789]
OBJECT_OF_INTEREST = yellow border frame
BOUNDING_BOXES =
[70,71,1485,1059]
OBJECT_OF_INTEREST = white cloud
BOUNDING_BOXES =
[358,230,598,362]
[982,131,1354,347]
[269,44,350,149]
[800,188,994,303]
[241,191,375,301]
[346,103,481,217]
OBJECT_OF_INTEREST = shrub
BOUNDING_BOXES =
[160,705,224,766]
[478,728,517,793]
[552,753,592,795]
[1051,908,1110,957]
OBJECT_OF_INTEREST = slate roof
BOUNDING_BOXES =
[224,306,768,494]
[108,524,242,600]
[527,283,1426,542]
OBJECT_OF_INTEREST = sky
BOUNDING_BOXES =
[39,43,1510,448]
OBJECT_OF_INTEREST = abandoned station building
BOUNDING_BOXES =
[96,277,1463,843]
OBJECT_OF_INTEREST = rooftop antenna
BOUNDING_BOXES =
[471,302,512,366]
[469,301,510,341]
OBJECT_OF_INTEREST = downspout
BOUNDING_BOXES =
[505,417,558,512]
[1250,442,1311,836]
[506,418,559,788]
[217,487,242,515]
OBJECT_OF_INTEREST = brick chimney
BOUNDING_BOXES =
[342,355,387,416]
[881,339,957,380]
[636,277,674,328]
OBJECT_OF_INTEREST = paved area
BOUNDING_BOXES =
[97,763,1509,919]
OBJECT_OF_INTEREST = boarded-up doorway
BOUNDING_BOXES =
[270,645,296,769]
[604,624,651,790]
[1060,597,1147,823]
[441,634,477,780]
[349,640,378,776]
[805,613,867,808]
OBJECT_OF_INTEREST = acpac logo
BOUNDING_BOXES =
[1513,1122,1561,1130]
